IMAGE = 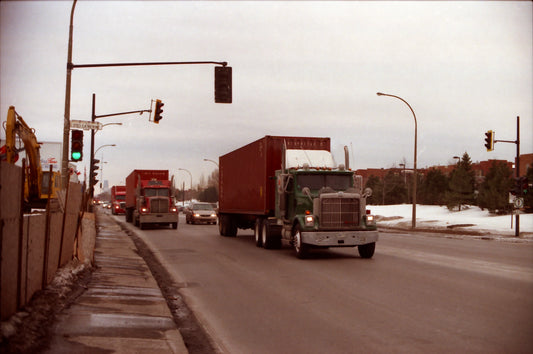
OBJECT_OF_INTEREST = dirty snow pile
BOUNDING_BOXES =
[369,204,533,236]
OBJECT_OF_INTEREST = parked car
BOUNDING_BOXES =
[185,202,218,224]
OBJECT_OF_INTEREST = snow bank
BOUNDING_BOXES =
[369,204,533,236]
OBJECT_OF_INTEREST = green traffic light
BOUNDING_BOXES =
[71,151,82,161]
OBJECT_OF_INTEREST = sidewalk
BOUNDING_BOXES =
[44,209,188,353]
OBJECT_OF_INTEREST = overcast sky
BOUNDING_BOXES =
[1,1,531,191]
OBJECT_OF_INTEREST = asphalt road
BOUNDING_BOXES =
[116,214,533,354]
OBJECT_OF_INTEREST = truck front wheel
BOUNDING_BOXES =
[292,224,308,259]
[358,242,375,259]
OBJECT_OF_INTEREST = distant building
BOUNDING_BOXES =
[518,153,533,177]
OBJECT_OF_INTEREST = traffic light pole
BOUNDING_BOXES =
[493,116,520,236]
[89,93,152,200]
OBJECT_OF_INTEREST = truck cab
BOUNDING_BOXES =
[133,179,178,229]
[274,166,377,258]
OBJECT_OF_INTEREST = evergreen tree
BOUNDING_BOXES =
[419,168,448,205]
[524,166,533,212]
[445,152,475,210]
[478,161,513,213]
[365,175,382,205]
[383,170,408,205]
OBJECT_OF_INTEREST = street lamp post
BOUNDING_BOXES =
[377,92,418,228]
[178,168,193,202]
[204,158,220,189]
[203,158,219,168]
[61,0,77,189]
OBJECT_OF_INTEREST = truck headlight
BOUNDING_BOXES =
[305,215,314,227]
[141,207,148,213]
[170,207,177,212]
[366,214,375,225]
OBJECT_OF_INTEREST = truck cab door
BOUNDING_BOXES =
[276,174,292,220]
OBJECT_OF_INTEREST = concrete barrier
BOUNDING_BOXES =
[1,162,94,320]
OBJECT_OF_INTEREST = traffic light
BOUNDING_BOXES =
[215,66,232,103]
[511,177,529,196]
[91,158,100,187]
[519,176,529,195]
[154,99,164,124]
[70,130,83,161]
[484,130,494,151]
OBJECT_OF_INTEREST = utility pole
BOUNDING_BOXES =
[61,0,77,189]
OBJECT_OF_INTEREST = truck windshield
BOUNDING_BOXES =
[144,188,169,197]
[297,174,352,191]
[115,195,125,200]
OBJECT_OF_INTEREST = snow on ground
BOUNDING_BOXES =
[369,204,533,237]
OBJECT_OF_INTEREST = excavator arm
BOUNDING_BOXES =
[4,106,43,203]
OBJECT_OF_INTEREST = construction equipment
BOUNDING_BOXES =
[2,106,60,209]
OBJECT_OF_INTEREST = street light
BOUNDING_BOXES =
[204,158,219,186]
[90,144,116,199]
[203,158,219,168]
[377,92,418,228]
[178,168,193,202]
[94,143,116,155]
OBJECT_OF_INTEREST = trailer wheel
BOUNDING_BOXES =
[219,214,237,237]
[172,222,178,229]
[227,216,237,237]
[358,242,375,259]
[293,224,308,259]
[218,216,225,235]
[254,219,263,247]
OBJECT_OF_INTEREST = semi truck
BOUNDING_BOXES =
[218,135,378,258]
[111,185,126,215]
[125,169,179,229]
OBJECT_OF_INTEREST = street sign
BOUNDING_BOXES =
[514,197,524,209]
[70,120,102,131]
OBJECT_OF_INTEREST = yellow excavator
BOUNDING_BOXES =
[2,106,60,209]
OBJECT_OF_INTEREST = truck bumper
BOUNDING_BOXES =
[301,230,378,247]
[139,213,179,224]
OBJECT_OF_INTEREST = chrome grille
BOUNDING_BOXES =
[320,197,360,229]
[150,198,169,213]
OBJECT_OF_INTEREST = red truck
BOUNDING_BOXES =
[111,185,126,215]
[125,169,179,229]
[218,135,378,258]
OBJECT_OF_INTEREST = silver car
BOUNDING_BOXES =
[185,202,218,225]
